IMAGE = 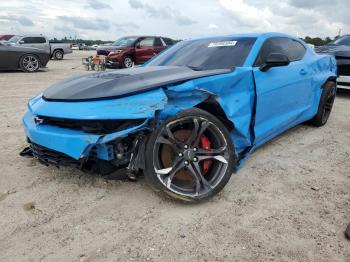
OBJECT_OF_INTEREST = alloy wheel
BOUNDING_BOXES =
[152,116,230,198]
[55,51,63,60]
[23,56,39,72]
[124,57,133,68]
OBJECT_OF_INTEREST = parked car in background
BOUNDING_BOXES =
[21,33,336,201]
[316,35,350,90]
[0,41,50,72]
[8,35,72,60]
[71,44,79,50]
[78,43,97,50]
[0,34,14,41]
[97,36,175,68]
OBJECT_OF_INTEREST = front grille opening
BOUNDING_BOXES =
[29,141,80,167]
[36,116,145,134]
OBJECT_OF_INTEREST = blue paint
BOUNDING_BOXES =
[22,33,337,170]
[28,89,168,120]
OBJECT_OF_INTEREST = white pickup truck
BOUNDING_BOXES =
[8,35,72,60]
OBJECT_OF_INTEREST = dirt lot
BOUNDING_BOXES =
[0,51,349,262]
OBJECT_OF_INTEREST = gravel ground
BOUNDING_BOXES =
[0,51,349,262]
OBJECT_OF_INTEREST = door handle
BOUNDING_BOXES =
[300,69,307,75]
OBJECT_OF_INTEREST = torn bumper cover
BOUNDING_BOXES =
[22,110,148,160]
[21,88,168,173]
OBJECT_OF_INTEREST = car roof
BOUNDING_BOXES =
[190,32,297,41]
[119,35,172,39]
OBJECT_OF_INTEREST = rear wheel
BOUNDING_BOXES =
[145,108,236,202]
[53,50,64,60]
[310,81,336,127]
[19,55,40,72]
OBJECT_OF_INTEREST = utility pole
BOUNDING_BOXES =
[338,28,342,37]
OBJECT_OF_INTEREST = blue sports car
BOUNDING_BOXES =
[21,33,337,201]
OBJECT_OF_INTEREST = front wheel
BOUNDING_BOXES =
[144,108,236,202]
[122,56,134,68]
[310,81,336,127]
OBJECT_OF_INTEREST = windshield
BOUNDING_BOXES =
[332,37,350,46]
[8,35,22,43]
[112,37,138,47]
[147,37,256,70]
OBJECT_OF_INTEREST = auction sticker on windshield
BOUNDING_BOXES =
[208,41,237,47]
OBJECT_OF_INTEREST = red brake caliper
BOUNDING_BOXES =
[199,134,213,173]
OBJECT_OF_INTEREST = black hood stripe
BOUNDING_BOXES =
[43,66,232,102]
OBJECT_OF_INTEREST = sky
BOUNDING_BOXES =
[0,0,349,41]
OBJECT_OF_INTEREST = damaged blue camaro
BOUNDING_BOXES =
[21,33,337,201]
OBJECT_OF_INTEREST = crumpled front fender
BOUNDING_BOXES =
[160,67,255,154]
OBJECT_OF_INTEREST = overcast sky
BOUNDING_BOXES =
[0,0,349,40]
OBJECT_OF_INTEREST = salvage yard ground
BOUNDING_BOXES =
[0,51,349,261]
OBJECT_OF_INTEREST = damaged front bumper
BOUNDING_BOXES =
[22,110,148,161]
[21,89,168,175]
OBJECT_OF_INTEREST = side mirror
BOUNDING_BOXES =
[260,53,290,72]
[19,40,25,44]
[135,43,141,49]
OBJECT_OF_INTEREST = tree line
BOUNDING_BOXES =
[302,36,340,46]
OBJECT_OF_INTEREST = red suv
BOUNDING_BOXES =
[97,36,174,68]
[0,35,14,41]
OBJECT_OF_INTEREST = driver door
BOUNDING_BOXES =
[252,37,313,145]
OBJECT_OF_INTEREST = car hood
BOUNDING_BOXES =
[43,66,232,101]
[315,44,350,57]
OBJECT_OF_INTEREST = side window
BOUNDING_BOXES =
[162,38,173,46]
[139,37,155,48]
[154,37,163,47]
[336,37,350,46]
[21,37,46,44]
[254,38,306,66]
[32,37,46,44]
[285,39,306,61]
[22,37,33,44]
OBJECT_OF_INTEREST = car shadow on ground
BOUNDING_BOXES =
[0,69,48,73]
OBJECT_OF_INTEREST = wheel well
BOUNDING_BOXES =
[195,97,234,131]
[53,49,63,53]
[325,76,337,85]
[124,54,134,61]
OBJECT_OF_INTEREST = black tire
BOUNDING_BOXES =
[19,54,40,72]
[53,50,64,60]
[346,223,350,240]
[310,81,336,127]
[122,56,134,68]
[144,108,236,202]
